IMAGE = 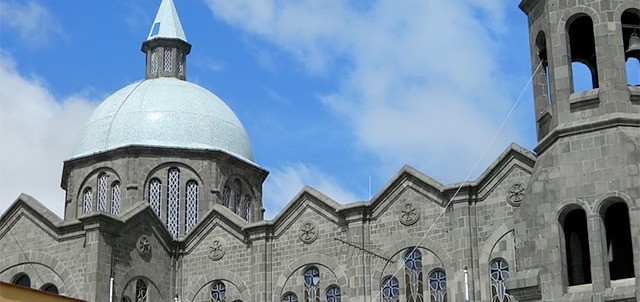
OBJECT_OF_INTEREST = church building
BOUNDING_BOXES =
[1,0,639,301]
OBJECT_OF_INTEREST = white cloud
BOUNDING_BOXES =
[0,1,63,47]
[263,162,360,219]
[205,0,529,184]
[0,53,98,217]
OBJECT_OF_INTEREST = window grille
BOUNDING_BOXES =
[83,188,93,214]
[97,173,107,212]
[135,279,148,302]
[111,181,121,215]
[222,186,230,207]
[185,180,199,233]
[210,281,226,302]
[404,249,424,302]
[325,286,341,302]
[490,259,511,302]
[303,266,320,302]
[380,276,399,302]
[282,292,298,302]
[163,47,172,72]
[151,50,158,75]
[233,179,242,214]
[242,195,251,221]
[428,270,447,302]
[167,168,180,237]
[148,178,162,217]
[178,50,184,76]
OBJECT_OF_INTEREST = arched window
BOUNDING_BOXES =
[242,195,252,221]
[222,186,230,208]
[303,266,320,302]
[167,168,180,237]
[380,276,399,302]
[83,188,93,214]
[567,15,598,92]
[41,283,59,294]
[111,181,121,215]
[428,270,447,302]
[561,208,591,285]
[97,173,107,212]
[404,248,424,302]
[282,292,298,302]
[535,31,552,105]
[210,281,226,302]
[150,49,158,75]
[603,202,635,280]
[148,178,162,217]
[325,285,341,302]
[622,10,640,86]
[12,273,30,287]
[489,259,511,302]
[163,47,172,72]
[233,179,242,214]
[135,279,148,302]
[185,180,199,233]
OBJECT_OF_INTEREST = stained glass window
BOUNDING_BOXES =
[490,259,511,302]
[303,266,320,302]
[325,285,341,302]
[242,195,251,221]
[282,292,298,302]
[233,179,242,214]
[97,173,107,212]
[135,279,147,302]
[380,276,399,302]
[404,248,424,302]
[150,50,158,75]
[210,281,226,302]
[148,178,162,217]
[185,180,199,233]
[167,168,180,237]
[222,186,230,208]
[428,270,447,302]
[178,50,184,76]
[83,188,93,214]
[111,181,121,215]
[163,47,172,72]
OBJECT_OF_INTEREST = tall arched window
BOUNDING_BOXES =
[303,266,320,302]
[242,195,252,221]
[135,279,148,302]
[210,281,226,302]
[83,188,93,214]
[148,178,162,217]
[97,173,107,212]
[603,202,635,280]
[561,208,591,285]
[622,10,640,86]
[325,285,341,302]
[428,270,447,302]
[185,180,199,233]
[111,181,121,215]
[167,168,180,237]
[222,186,230,208]
[233,179,242,214]
[380,276,399,302]
[489,259,511,302]
[567,15,598,92]
[12,273,30,287]
[282,292,298,302]
[404,248,424,302]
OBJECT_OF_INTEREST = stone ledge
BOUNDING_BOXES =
[505,268,541,301]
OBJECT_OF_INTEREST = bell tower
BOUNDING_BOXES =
[515,0,640,300]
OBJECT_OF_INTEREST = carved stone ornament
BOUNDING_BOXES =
[208,237,226,261]
[137,235,151,256]
[507,182,526,206]
[399,201,420,226]
[299,221,318,244]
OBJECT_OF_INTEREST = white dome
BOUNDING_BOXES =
[72,77,254,161]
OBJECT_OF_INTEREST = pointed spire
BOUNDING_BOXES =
[147,0,187,43]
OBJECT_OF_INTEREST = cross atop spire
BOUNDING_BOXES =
[147,0,187,43]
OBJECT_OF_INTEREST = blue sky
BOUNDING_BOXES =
[0,0,538,219]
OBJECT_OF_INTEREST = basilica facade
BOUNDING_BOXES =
[1,0,639,301]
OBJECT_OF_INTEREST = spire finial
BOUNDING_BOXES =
[147,0,187,42]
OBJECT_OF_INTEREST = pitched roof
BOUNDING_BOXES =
[147,0,187,42]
